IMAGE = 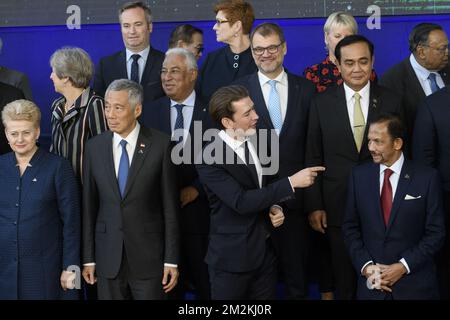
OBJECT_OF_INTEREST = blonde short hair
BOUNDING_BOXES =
[323,11,358,35]
[1,99,41,128]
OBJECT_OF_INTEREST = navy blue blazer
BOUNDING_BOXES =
[141,94,212,234]
[343,159,445,299]
[197,45,257,101]
[233,71,315,210]
[0,148,80,299]
[93,47,165,102]
[413,86,450,193]
[196,138,295,273]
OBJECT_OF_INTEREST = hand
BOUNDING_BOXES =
[269,206,285,228]
[82,265,97,285]
[308,210,327,233]
[162,266,179,293]
[180,186,199,208]
[363,264,392,292]
[60,270,76,291]
[290,166,325,188]
[377,262,407,288]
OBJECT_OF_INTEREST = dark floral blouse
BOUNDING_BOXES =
[303,55,378,93]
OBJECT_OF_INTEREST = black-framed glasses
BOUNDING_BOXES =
[252,42,285,56]
[195,46,204,54]
[215,19,230,26]
[420,44,450,55]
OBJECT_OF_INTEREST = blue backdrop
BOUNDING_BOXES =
[1,14,449,140]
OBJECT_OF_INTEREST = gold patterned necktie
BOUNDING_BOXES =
[353,92,365,152]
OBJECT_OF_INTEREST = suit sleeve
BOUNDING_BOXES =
[342,169,373,272]
[82,141,99,264]
[400,170,445,272]
[412,99,437,167]
[161,139,180,265]
[87,96,108,137]
[196,163,294,215]
[304,98,325,213]
[55,158,81,269]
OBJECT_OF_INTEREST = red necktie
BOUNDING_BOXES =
[381,168,394,226]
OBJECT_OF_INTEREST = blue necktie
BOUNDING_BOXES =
[173,104,185,143]
[130,54,140,83]
[268,80,282,135]
[428,73,440,94]
[118,139,129,197]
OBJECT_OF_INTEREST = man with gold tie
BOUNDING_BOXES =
[305,35,403,300]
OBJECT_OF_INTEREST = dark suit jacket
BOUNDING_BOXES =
[0,67,32,100]
[196,138,295,273]
[0,82,25,154]
[82,126,179,279]
[343,159,445,299]
[304,82,402,227]
[380,57,450,140]
[234,71,315,210]
[141,94,212,234]
[93,48,165,102]
[197,46,257,101]
[413,86,450,192]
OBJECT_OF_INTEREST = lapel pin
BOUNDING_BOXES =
[140,143,146,148]
[32,178,37,182]
[405,174,410,179]
[138,149,144,154]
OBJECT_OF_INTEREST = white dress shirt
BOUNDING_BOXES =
[113,122,140,177]
[218,130,262,188]
[126,46,150,83]
[410,54,445,96]
[361,153,410,275]
[258,69,289,124]
[170,90,196,144]
[343,82,370,134]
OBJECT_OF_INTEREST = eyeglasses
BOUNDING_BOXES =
[421,44,450,55]
[252,42,284,56]
[195,46,204,54]
[215,19,230,26]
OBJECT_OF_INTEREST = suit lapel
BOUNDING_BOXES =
[386,160,412,232]
[118,50,128,79]
[159,97,172,135]
[405,59,426,100]
[359,82,381,158]
[335,86,357,154]
[140,47,157,85]
[105,132,122,200]
[369,163,386,230]
[122,127,152,199]
[222,140,259,189]
[249,73,274,130]
[279,73,299,138]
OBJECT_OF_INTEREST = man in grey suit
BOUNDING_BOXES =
[82,79,180,300]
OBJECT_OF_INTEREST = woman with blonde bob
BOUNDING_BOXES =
[0,100,80,299]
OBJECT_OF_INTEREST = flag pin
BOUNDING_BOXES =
[32,178,37,182]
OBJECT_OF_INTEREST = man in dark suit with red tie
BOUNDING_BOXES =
[93,1,164,103]
[343,113,444,299]
[305,35,403,299]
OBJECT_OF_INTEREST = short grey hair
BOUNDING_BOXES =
[105,79,143,110]
[2,99,41,128]
[50,47,94,89]
[165,48,198,71]
[119,1,152,25]
[324,11,358,35]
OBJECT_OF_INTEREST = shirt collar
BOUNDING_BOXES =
[380,152,405,176]
[113,122,141,148]
[126,47,150,62]
[218,130,248,152]
[410,53,437,79]
[170,90,196,108]
[258,68,287,86]
[343,81,370,103]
